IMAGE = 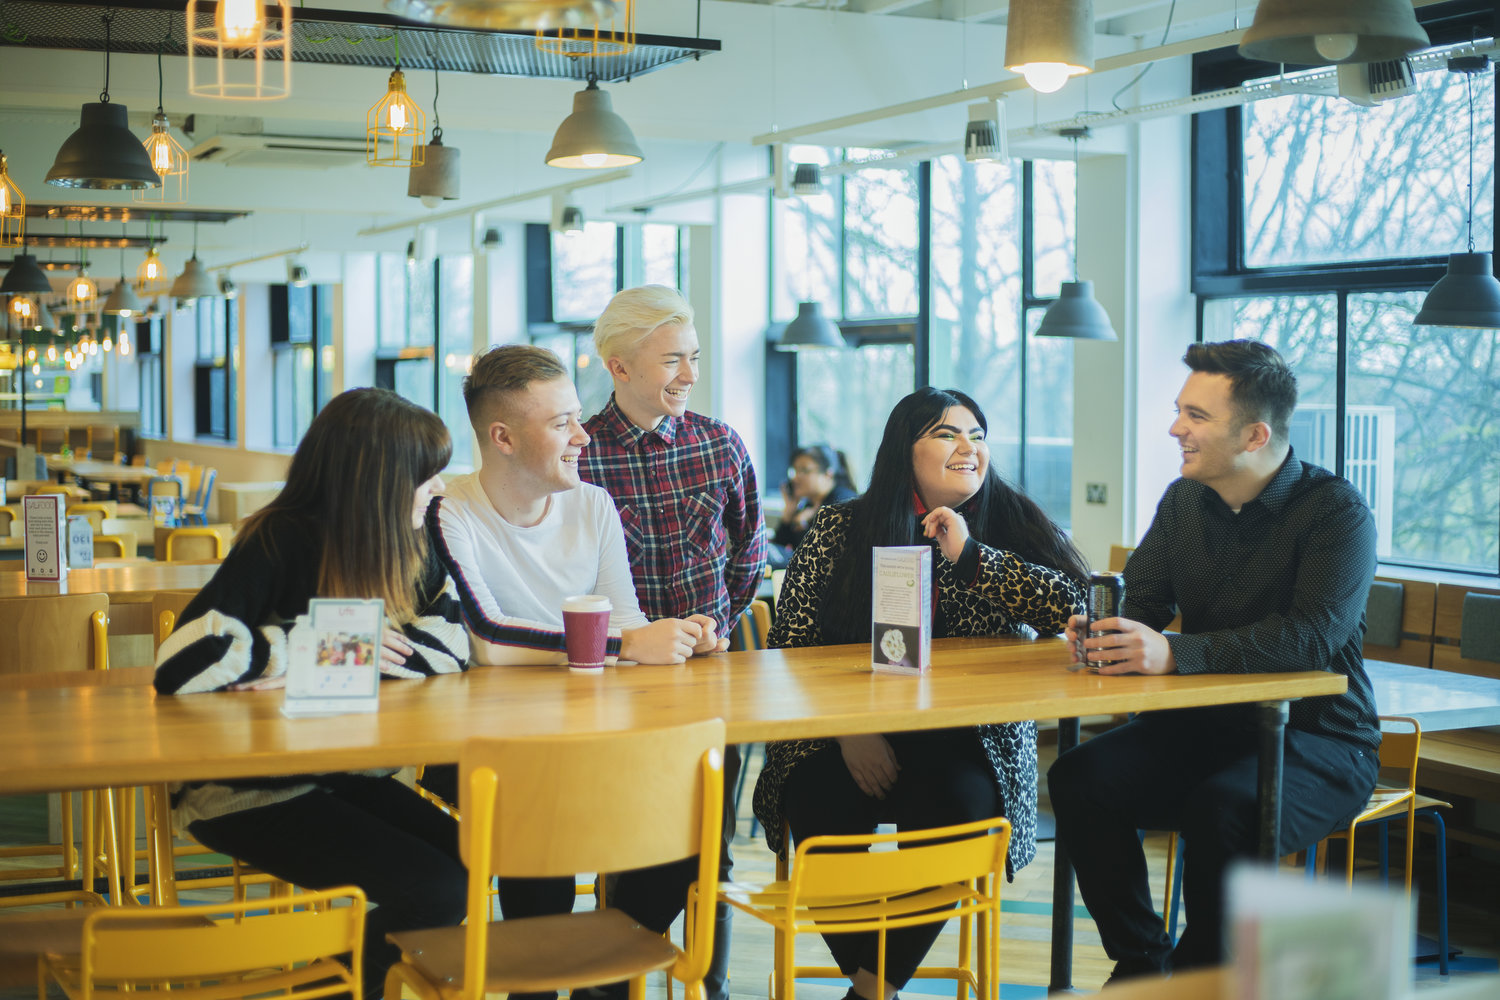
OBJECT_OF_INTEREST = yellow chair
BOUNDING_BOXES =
[93,535,138,560]
[732,599,773,651]
[1316,716,1422,888]
[0,504,18,537]
[163,527,227,562]
[66,503,111,535]
[40,886,365,1000]
[0,594,111,906]
[386,719,726,1000]
[720,816,1011,1000]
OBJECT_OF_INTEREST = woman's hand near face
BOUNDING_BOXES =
[921,506,970,563]
[836,734,901,799]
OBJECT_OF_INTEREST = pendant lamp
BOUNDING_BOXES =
[1415,56,1500,329]
[964,99,1008,163]
[1004,0,1094,94]
[557,205,586,235]
[777,186,845,351]
[187,0,292,99]
[65,229,99,312]
[368,36,426,168]
[2,242,53,296]
[546,73,643,168]
[46,12,161,190]
[1239,0,1429,66]
[104,232,144,316]
[408,58,460,205]
[171,223,220,301]
[790,162,822,196]
[1037,127,1116,341]
[386,0,615,31]
[136,44,189,204]
[1,151,24,247]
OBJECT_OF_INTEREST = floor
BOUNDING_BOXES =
[2,741,1496,999]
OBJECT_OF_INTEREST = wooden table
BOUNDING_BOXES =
[0,635,1343,989]
[46,459,162,501]
[1367,660,1500,732]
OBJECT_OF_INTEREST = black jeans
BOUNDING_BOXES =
[1046,707,1378,974]
[188,774,467,1000]
[424,745,742,1000]
[781,728,1002,990]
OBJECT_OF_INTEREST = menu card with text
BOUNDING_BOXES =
[23,494,68,582]
[870,546,932,673]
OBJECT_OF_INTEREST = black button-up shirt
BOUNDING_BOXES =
[1123,448,1380,750]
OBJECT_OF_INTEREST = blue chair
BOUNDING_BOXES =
[182,468,216,526]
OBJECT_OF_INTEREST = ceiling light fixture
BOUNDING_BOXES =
[0,151,24,247]
[546,73,643,169]
[790,162,822,196]
[1239,0,1430,66]
[171,222,219,301]
[220,274,238,298]
[558,205,586,235]
[1037,127,1116,341]
[2,242,53,296]
[136,41,189,204]
[137,218,170,294]
[368,35,427,168]
[1415,55,1500,329]
[535,0,633,58]
[288,259,310,287]
[964,98,1008,163]
[187,0,293,99]
[64,223,99,311]
[408,54,460,206]
[103,226,144,316]
[1004,0,1094,94]
[46,12,161,190]
[778,178,845,351]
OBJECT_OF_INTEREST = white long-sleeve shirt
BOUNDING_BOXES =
[432,473,650,665]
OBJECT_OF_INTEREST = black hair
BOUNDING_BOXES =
[816,387,1088,644]
[1183,340,1298,443]
[791,444,857,493]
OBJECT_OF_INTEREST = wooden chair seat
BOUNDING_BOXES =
[390,908,678,995]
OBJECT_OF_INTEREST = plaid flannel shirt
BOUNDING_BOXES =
[580,395,767,631]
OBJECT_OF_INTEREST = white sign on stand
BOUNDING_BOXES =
[282,599,385,717]
[67,516,95,568]
[870,546,932,673]
[23,494,68,583]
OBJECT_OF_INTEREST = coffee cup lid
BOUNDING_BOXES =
[562,594,612,612]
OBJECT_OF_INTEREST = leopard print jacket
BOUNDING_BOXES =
[751,500,1085,877]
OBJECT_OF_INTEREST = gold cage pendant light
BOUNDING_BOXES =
[368,35,427,168]
[137,45,190,204]
[536,0,634,58]
[0,150,24,247]
[187,0,293,100]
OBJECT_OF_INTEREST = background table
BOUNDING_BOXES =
[1366,660,1500,732]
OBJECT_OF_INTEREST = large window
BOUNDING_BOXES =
[271,284,333,449]
[770,147,1077,524]
[1193,18,1499,574]
[135,316,164,438]
[193,298,234,442]
[552,222,619,323]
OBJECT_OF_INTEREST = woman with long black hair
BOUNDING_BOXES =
[752,387,1087,1000]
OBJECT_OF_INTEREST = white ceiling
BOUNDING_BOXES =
[0,0,1250,270]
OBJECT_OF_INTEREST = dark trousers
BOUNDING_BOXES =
[188,774,467,1000]
[1046,708,1377,973]
[781,729,1002,990]
[428,745,743,1000]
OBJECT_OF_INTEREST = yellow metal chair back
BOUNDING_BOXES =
[387,718,725,1000]
[92,535,137,560]
[0,594,110,904]
[163,527,226,562]
[724,816,1011,1000]
[41,886,365,1000]
[1318,715,1422,890]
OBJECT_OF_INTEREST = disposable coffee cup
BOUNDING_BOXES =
[562,594,612,672]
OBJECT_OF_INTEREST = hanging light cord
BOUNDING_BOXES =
[1466,69,1476,252]
[156,42,165,115]
[1109,0,1177,112]
[1070,133,1080,280]
[100,10,114,103]
[431,46,442,140]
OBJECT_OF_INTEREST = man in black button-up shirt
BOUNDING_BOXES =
[1048,340,1380,983]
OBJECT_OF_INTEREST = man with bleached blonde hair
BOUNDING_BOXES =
[581,284,766,1000]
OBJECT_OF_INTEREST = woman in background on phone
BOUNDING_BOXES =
[753,387,1087,1000]
[771,444,858,563]
[154,388,468,999]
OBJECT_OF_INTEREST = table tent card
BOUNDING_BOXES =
[282,598,385,717]
[23,494,68,582]
[67,515,94,569]
[1227,864,1409,1000]
[870,546,932,673]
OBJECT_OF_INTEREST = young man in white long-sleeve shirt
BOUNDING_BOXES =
[428,343,725,1000]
